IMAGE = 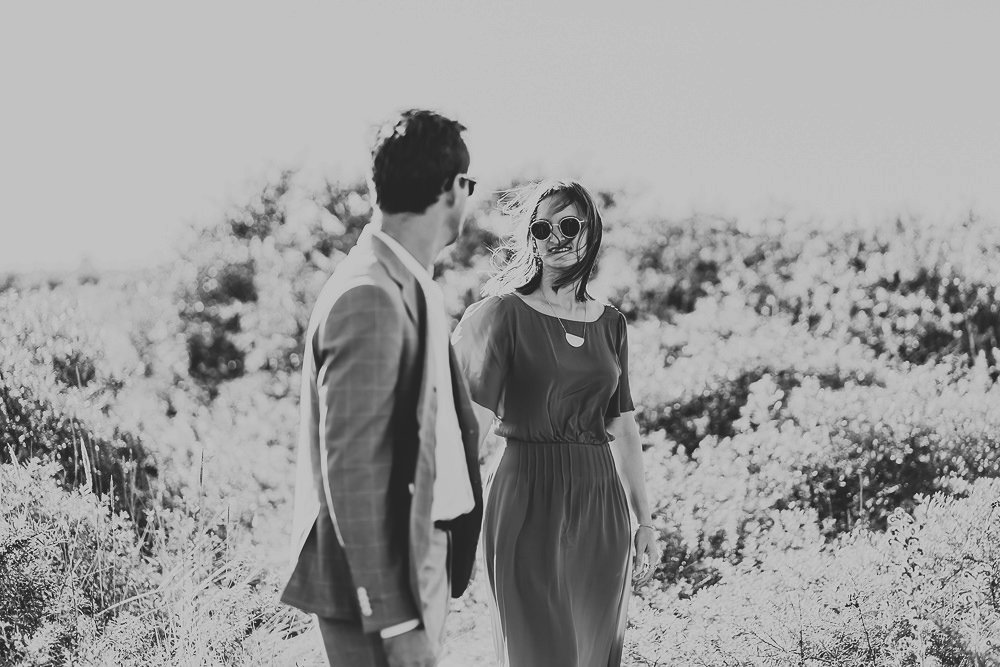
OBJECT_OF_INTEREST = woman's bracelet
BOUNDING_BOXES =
[637,523,655,532]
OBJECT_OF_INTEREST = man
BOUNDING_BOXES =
[282,109,484,667]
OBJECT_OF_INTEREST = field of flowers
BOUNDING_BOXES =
[2,169,999,666]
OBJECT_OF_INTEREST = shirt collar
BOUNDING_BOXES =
[371,227,434,284]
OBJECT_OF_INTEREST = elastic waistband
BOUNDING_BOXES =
[505,438,610,447]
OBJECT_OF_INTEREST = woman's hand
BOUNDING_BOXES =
[632,524,660,587]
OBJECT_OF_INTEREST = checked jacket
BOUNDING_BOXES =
[281,230,484,636]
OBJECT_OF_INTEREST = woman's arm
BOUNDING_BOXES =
[608,411,660,586]
[607,412,651,526]
[471,401,496,449]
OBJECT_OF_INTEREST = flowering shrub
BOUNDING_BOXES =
[758,215,1000,369]
[637,416,831,600]
[602,207,1000,370]
[640,351,1000,578]
[628,295,884,450]
[599,203,1000,367]
[5,278,307,550]
[173,170,367,389]
[0,459,152,665]
[783,353,1000,532]
[0,292,158,527]
[0,459,316,667]
[173,168,508,395]
[5,170,1000,665]
[626,478,1000,666]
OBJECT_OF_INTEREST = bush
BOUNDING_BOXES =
[628,295,883,451]
[784,352,1000,532]
[600,206,1000,371]
[0,459,317,667]
[0,277,314,665]
[0,277,301,558]
[761,215,1000,370]
[7,175,1000,664]
[639,419,831,599]
[639,353,1000,601]
[0,459,152,666]
[174,168,515,392]
[176,239,256,387]
[626,478,1000,666]
[173,170,369,390]
[599,214,744,321]
[0,292,158,528]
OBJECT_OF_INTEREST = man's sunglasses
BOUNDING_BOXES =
[529,216,584,241]
[456,174,477,196]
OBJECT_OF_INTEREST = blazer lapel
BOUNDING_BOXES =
[370,235,420,327]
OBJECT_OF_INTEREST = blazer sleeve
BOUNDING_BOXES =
[316,282,419,633]
[451,296,512,416]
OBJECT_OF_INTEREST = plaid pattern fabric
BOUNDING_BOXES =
[281,232,483,636]
[282,238,423,631]
[316,616,390,667]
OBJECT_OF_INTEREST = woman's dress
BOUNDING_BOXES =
[452,294,634,667]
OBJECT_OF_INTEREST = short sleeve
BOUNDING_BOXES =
[451,296,512,415]
[605,312,635,420]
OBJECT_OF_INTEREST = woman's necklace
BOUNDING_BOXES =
[539,295,587,348]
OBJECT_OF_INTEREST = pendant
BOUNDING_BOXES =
[565,332,585,348]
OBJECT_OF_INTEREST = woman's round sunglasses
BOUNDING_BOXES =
[529,216,584,241]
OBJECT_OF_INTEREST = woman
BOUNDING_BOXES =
[451,180,659,667]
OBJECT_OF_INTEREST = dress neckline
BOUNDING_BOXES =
[509,294,611,324]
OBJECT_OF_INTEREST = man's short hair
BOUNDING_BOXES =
[370,109,470,214]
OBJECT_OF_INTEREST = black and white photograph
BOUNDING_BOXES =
[2,3,1000,666]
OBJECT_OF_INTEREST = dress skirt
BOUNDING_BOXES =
[482,440,633,667]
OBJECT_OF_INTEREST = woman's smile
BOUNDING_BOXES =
[535,200,587,265]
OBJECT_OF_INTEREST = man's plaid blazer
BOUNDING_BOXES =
[281,229,484,637]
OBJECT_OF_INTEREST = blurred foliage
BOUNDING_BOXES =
[0,459,151,666]
[173,168,1000,399]
[0,274,313,663]
[3,165,1000,663]
[171,169,560,392]
[0,290,158,531]
[638,354,1000,601]
[626,478,1000,666]
[175,170,376,391]
[626,295,883,450]
[601,210,1000,372]
[0,459,314,666]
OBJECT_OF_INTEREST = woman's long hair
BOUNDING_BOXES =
[482,179,604,302]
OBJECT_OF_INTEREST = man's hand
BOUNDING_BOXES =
[382,627,436,667]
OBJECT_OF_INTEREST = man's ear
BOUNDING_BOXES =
[442,182,458,207]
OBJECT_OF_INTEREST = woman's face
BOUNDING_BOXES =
[532,197,590,273]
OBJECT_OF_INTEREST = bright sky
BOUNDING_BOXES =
[2,2,999,272]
